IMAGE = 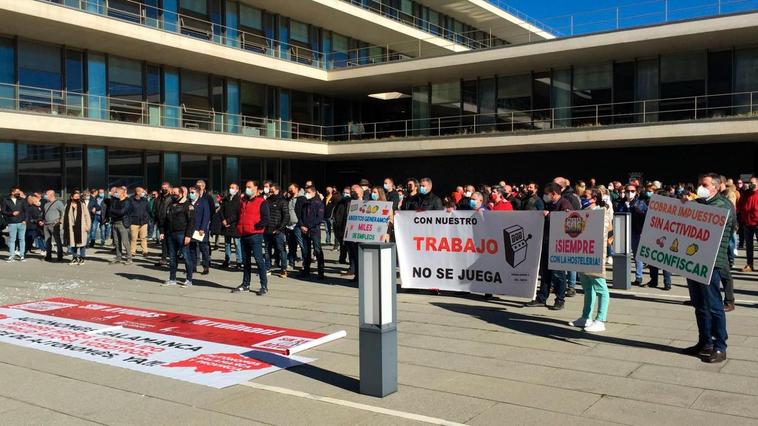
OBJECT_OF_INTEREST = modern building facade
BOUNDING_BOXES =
[0,0,757,194]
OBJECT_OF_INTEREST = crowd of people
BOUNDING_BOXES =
[1,172,748,362]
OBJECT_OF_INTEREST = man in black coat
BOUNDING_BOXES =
[416,177,444,211]
[264,183,290,277]
[220,183,241,269]
[153,182,172,266]
[333,186,351,264]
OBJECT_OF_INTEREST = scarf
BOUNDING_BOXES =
[64,200,84,246]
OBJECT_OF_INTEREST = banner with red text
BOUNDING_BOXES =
[0,298,346,388]
[548,210,606,273]
[637,194,729,283]
[395,211,544,297]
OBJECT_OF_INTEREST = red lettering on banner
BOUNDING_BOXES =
[412,237,499,254]
[163,353,270,374]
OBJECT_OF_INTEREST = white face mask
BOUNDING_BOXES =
[542,194,553,203]
[464,191,472,198]
[305,193,315,200]
[627,192,636,200]
[229,188,237,196]
[697,185,712,199]
[263,187,270,194]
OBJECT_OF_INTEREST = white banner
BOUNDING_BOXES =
[344,200,393,243]
[395,210,544,298]
[548,210,606,273]
[637,194,729,284]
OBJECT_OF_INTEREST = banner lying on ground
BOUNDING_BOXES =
[637,194,729,284]
[0,298,346,388]
[548,210,606,273]
[344,200,393,242]
[395,211,544,298]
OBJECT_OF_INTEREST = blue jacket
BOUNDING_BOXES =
[616,197,648,235]
[192,197,210,237]
[298,197,324,230]
[87,197,103,220]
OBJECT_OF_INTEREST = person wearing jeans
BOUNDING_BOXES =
[298,186,325,279]
[232,181,270,295]
[647,266,672,290]
[3,186,27,262]
[108,188,132,264]
[160,187,195,286]
[264,184,290,277]
[616,185,648,286]
[220,184,242,268]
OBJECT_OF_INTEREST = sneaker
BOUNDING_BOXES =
[633,279,643,286]
[585,321,606,332]
[69,258,79,265]
[550,300,565,311]
[569,318,593,328]
[741,265,753,272]
[39,250,47,256]
[78,258,86,265]
[109,258,122,264]
[266,271,272,276]
[645,280,659,288]
[257,288,268,296]
[180,280,193,287]
[566,288,576,297]
[524,299,546,307]
[606,257,613,265]
[161,280,177,287]
[6,256,15,263]
[201,267,209,275]
[231,285,250,293]
[123,259,133,265]
[19,257,26,262]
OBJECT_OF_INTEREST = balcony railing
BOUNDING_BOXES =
[0,83,756,145]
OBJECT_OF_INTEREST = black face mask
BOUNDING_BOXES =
[350,192,359,200]
[171,195,180,202]
[750,184,757,191]
[162,188,169,194]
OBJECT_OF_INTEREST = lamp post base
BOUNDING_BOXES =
[359,324,397,397]
[612,254,632,289]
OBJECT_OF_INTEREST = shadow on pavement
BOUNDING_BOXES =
[431,301,685,354]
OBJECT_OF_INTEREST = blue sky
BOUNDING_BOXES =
[497,0,758,36]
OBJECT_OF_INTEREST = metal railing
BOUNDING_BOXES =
[0,83,756,144]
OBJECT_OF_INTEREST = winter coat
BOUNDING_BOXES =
[2,196,26,225]
[265,194,290,234]
[128,196,150,226]
[63,200,91,248]
[220,193,241,238]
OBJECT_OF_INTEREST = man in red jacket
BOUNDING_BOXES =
[490,187,514,211]
[739,177,758,272]
[232,181,271,295]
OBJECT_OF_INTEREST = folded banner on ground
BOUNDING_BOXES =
[0,298,346,388]
[344,200,393,242]
[548,210,606,273]
[395,211,544,298]
[637,194,728,284]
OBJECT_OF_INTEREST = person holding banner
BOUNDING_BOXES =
[681,174,733,363]
[569,189,612,332]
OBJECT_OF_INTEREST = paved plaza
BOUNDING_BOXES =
[1,244,758,425]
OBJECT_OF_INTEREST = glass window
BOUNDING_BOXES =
[163,152,180,184]
[0,38,15,109]
[211,156,222,193]
[109,56,143,123]
[65,50,84,93]
[180,0,206,15]
[109,150,144,189]
[412,84,429,136]
[65,146,83,193]
[224,157,239,187]
[735,47,758,114]
[224,0,239,47]
[146,64,161,103]
[180,153,208,188]
[18,144,62,194]
[432,82,461,135]
[241,81,266,117]
[163,66,180,127]
[613,61,635,124]
[146,152,160,190]
[240,158,261,183]
[660,51,706,120]
[226,79,240,133]
[532,71,551,129]
[18,40,61,90]
[181,70,210,129]
[498,74,531,129]
[552,68,571,128]
[636,58,659,122]
[240,4,262,30]
[331,34,349,68]
[0,141,16,192]
[280,89,290,138]
[290,20,309,44]
[163,0,179,32]
[87,52,107,119]
[291,91,311,124]
[707,50,732,118]
[264,159,279,183]
[86,147,107,190]
[572,63,612,125]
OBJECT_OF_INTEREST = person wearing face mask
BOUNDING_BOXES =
[324,186,341,247]
[416,178,443,211]
[468,192,487,212]
[359,179,372,201]
[128,187,150,258]
[153,182,173,267]
[738,177,758,273]
[297,186,326,280]
[233,181,270,295]
[63,189,91,265]
[383,178,400,212]
[264,183,290,278]
[194,180,214,273]
[521,182,545,211]
[87,189,103,248]
[333,186,351,262]
[343,184,366,281]
[457,185,476,210]
[615,184,648,286]
[188,186,211,277]
[161,187,195,287]
[3,186,28,262]
[490,188,513,211]
[402,178,420,211]
[101,186,118,247]
[220,183,242,270]
[681,173,733,363]
[526,182,575,310]
[25,194,44,256]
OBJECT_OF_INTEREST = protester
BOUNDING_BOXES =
[153,182,172,267]
[521,182,545,211]
[384,178,400,211]
[220,183,242,269]
[3,186,27,262]
[42,189,65,262]
[161,186,194,287]
[323,186,336,245]
[615,184,648,286]
[233,181,270,295]
[108,187,132,265]
[738,176,758,272]
[569,189,611,332]
[416,178,444,211]
[87,188,104,247]
[682,173,732,363]
[189,186,211,276]
[298,185,325,280]
[63,189,91,265]
[333,186,351,265]
[129,187,150,258]
[286,183,306,268]
[490,188,514,211]
[265,183,290,278]
[25,194,44,255]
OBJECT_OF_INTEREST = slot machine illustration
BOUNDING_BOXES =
[503,225,531,268]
